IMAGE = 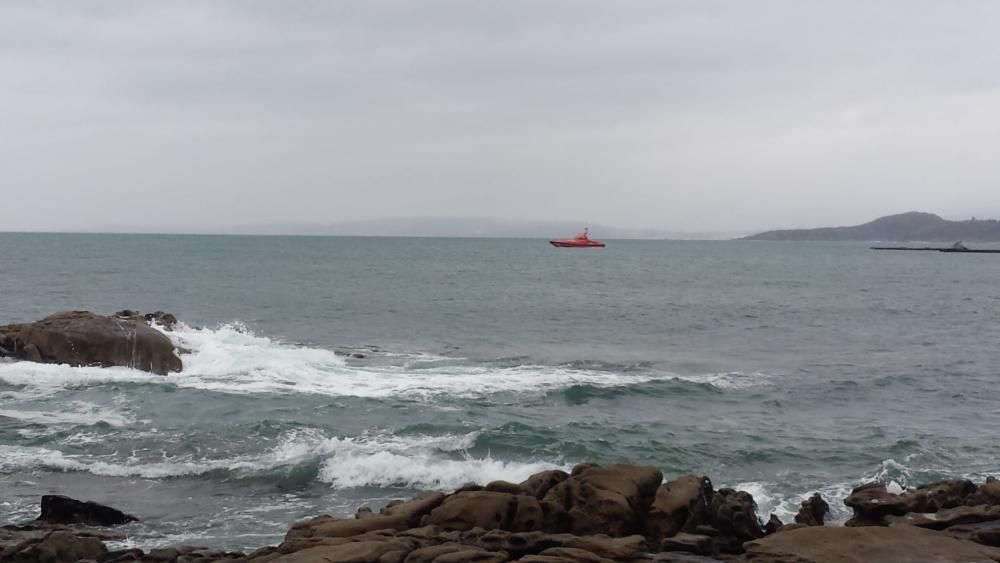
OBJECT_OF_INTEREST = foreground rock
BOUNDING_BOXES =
[272,464,767,562]
[0,310,182,375]
[0,524,123,563]
[15,470,1000,562]
[744,525,1000,562]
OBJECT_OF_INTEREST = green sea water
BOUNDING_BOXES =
[2,233,1000,549]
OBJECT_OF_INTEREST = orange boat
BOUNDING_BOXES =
[549,228,606,248]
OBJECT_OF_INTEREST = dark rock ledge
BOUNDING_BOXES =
[6,465,1000,562]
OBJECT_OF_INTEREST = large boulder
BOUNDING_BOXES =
[0,311,182,375]
[540,464,663,536]
[743,524,1000,562]
[36,495,137,526]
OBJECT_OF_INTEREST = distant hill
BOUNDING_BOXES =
[744,212,1000,242]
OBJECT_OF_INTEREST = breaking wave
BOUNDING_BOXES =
[0,428,563,491]
[0,322,771,400]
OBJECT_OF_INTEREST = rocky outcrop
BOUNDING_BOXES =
[0,310,182,375]
[844,479,976,526]
[36,495,137,527]
[17,471,1000,563]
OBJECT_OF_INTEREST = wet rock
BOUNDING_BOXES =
[0,311,182,374]
[645,475,713,539]
[540,464,663,536]
[423,491,543,532]
[743,524,1000,562]
[793,493,829,526]
[844,480,976,526]
[37,495,138,526]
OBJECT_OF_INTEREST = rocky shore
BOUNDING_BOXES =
[5,464,1000,563]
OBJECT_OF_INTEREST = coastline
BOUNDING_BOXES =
[5,464,1000,562]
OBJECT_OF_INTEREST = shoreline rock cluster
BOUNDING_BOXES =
[6,465,1000,563]
[0,310,182,375]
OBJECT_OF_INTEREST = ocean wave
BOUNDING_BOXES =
[0,428,562,491]
[0,401,133,428]
[1,321,772,399]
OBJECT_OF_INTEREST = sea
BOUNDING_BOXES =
[2,233,1000,550]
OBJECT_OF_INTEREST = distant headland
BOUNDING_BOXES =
[743,212,1000,242]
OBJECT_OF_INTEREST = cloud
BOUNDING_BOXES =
[3,1,1000,233]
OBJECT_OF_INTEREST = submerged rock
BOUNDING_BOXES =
[0,310,182,375]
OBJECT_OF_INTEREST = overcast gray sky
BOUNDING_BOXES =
[4,1,1000,233]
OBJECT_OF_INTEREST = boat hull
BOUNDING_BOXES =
[549,240,606,248]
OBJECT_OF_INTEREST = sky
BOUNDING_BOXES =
[3,1,1000,234]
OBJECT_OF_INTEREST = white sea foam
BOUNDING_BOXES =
[0,428,558,489]
[316,431,562,490]
[0,321,771,400]
[732,479,855,524]
[0,400,132,428]
[678,371,774,390]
